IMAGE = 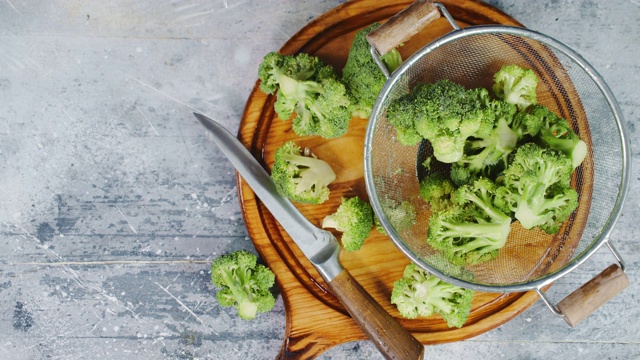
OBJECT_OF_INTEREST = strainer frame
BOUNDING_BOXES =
[364,24,631,295]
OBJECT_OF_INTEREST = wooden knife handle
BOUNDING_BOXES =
[366,0,440,56]
[326,269,424,360]
[557,264,629,327]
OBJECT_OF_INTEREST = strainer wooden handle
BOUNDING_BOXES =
[327,269,425,360]
[557,264,629,327]
[366,0,441,55]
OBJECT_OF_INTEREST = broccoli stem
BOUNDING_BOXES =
[218,269,258,318]
[463,192,511,225]
[540,136,587,169]
[321,214,341,231]
[278,75,323,100]
[440,221,509,242]
[280,153,333,177]
[515,185,577,229]
[237,300,259,320]
[495,118,518,154]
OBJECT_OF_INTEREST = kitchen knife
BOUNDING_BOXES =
[194,113,424,360]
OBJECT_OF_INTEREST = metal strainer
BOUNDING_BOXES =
[364,1,631,326]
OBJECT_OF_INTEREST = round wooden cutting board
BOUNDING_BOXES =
[237,1,545,358]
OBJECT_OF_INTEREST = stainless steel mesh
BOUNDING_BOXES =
[365,27,629,292]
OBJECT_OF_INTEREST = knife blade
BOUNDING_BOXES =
[194,113,424,360]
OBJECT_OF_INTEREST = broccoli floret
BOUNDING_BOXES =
[322,196,374,251]
[450,97,547,186]
[387,80,496,162]
[492,64,539,111]
[386,88,423,145]
[375,199,417,235]
[258,52,352,138]
[419,172,456,212]
[528,105,587,168]
[391,263,474,328]
[495,142,578,234]
[270,141,336,205]
[427,178,512,265]
[211,250,276,320]
[449,100,515,184]
[342,23,403,119]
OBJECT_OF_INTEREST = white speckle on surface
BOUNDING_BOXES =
[136,47,142,53]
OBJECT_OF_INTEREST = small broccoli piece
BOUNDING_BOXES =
[427,178,512,265]
[495,143,578,234]
[528,105,587,168]
[258,52,352,138]
[376,199,417,235]
[342,23,403,119]
[492,64,539,111]
[322,196,374,251]
[419,172,456,212]
[211,250,276,320]
[270,141,336,205]
[391,263,474,328]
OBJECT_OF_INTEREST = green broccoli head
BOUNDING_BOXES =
[386,90,422,145]
[492,64,539,111]
[528,105,587,169]
[427,178,512,266]
[391,263,474,328]
[270,141,336,205]
[495,142,578,233]
[342,23,403,119]
[211,250,276,320]
[258,52,352,139]
[388,80,497,163]
[322,196,374,251]
[295,77,352,138]
[419,172,457,212]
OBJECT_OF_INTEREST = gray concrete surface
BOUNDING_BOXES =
[0,0,638,359]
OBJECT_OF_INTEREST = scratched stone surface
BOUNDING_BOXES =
[0,0,638,359]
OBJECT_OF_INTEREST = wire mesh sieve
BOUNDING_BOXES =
[364,4,630,295]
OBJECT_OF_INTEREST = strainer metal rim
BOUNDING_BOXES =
[363,25,631,293]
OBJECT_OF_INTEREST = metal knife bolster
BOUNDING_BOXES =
[193,112,344,282]
[306,229,343,281]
